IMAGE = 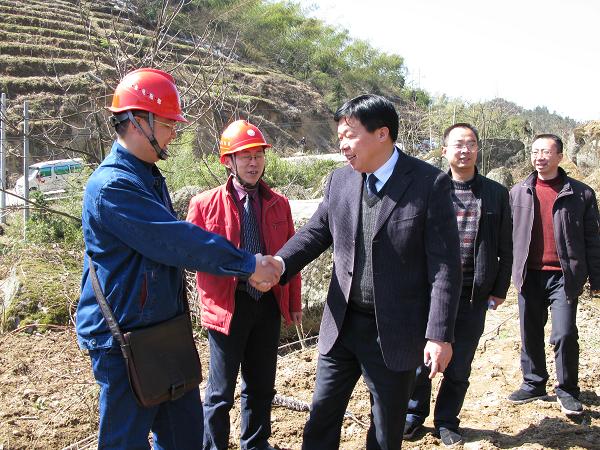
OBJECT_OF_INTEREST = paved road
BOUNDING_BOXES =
[284,153,342,222]
[283,153,346,164]
[289,198,321,222]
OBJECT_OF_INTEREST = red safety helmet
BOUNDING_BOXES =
[219,120,271,163]
[108,68,188,123]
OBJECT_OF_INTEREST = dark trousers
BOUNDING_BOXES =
[89,346,204,450]
[406,295,487,431]
[302,309,415,450]
[518,270,579,398]
[203,291,281,450]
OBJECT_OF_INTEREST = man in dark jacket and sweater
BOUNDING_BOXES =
[508,133,600,416]
[404,123,512,447]
[272,94,462,450]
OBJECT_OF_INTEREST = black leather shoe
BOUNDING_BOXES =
[557,394,583,416]
[507,388,547,404]
[438,427,464,447]
[403,421,423,439]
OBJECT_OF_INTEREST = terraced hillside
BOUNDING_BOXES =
[0,0,334,177]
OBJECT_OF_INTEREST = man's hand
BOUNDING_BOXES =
[488,295,505,310]
[268,255,284,276]
[291,311,302,325]
[424,340,452,379]
[248,254,281,292]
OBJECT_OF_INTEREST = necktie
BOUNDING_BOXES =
[367,174,379,197]
[242,193,262,300]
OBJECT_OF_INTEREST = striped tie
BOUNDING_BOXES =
[242,193,262,300]
[367,174,378,197]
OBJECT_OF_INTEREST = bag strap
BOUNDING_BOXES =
[86,256,192,356]
[87,255,130,359]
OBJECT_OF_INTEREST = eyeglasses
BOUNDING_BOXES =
[530,149,555,157]
[153,118,180,133]
[236,153,265,163]
[447,142,478,151]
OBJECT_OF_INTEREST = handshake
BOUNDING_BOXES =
[248,254,284,292]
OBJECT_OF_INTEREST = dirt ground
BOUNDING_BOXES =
[1,288,599,450]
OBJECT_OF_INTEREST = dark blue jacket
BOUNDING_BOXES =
[76,142,255,350]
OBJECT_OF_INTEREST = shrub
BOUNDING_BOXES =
[264,153,339,199]
[23,180,86,249]
[159,133,340,199]
[158,136,227,192]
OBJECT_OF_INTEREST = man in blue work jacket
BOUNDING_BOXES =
[76,68,280,450]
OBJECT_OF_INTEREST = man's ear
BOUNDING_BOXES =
[223,155,234,171]
[377,127,390,142]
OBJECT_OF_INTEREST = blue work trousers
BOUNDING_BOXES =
[89,346,204,449]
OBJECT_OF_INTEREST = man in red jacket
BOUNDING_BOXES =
[187,120,302,450]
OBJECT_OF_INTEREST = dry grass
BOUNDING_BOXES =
[0,3,75,23]
[0,42,92,59]
[0,73,97,96]
[583,168,600,194]
[1,11,86,35]
[0,22,86,40]
[0,29,92,50]
[0,56,95,77]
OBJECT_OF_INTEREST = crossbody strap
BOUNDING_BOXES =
[87,255,130,358]
[86,256,191,356]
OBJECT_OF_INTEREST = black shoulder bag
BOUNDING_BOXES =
[88,256,202,408]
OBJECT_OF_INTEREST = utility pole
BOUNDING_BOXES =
[0,93,6,225]
[23,101,29,236]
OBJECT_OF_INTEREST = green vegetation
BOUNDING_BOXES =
[159,132,339,198]
[25,190,84,248]
[0,29,92,50]
[158,138,227,192]
[134,0,420,110]
[426,97,577,151]
[0,134,339,331]
[0,240,81,332]
[0,74,94,97]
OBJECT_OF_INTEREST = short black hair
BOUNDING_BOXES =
[533,133,563,153]
[442,123,480,146]
[334,94,399,142]
[113,110,149,138]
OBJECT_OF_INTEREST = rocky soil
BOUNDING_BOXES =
[1,288,599,449]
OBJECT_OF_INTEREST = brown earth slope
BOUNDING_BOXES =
[1,287,599,449]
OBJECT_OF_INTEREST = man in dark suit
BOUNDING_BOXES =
[273,94,462,449]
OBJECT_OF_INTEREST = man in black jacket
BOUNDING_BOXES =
[405,123,513,447]
[273,95,462,449]
[508,134,600,416]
